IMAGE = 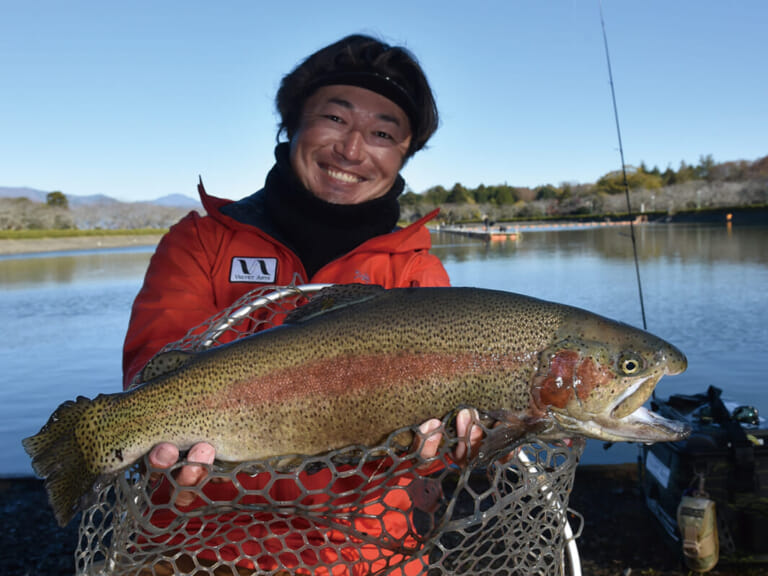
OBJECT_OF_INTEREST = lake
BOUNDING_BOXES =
[2,222,766,476]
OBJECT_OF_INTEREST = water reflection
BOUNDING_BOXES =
[0,247,154,288]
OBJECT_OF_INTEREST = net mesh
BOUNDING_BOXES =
[78,284,583,575]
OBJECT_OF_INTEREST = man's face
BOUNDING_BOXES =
[289,84,412,205]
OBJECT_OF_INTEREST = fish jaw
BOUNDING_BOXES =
[549,403,691,443]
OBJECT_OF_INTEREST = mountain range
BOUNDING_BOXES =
[0,186,201,208]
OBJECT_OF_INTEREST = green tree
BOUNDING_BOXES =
[46,190,69,209]
[492,186,517,205]
[661,165,677,186]
[423,185,448,205]
[596,168,662,194]
[595,171,626,194]
[676,160,697,183]
[399,190,422,207]
[696,154,716,181]
[446,182,473,204]
[472,184,491,204]
[535,184,559,200]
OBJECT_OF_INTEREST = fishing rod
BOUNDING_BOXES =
[599,1,648,331]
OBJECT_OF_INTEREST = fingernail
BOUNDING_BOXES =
[155,444,176,466]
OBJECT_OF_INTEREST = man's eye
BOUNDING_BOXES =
[373,130,394,141]
[323,114,343,123]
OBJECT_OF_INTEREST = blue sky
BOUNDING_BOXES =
[1,1,765,202]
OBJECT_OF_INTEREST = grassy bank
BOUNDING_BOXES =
[0,228,168,240]
[0,230,165,255]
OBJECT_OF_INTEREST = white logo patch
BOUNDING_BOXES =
[229,257,277,283]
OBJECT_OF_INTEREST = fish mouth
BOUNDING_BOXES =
[611,346,688,420]
[550,404,691,443]
[612,405,692,442]
[605,374,691,442]
[611,375,658,419]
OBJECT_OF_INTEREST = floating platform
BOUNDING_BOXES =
[438,226,520,242]
[439,217,646,241]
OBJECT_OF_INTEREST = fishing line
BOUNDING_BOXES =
[599,1,648,330]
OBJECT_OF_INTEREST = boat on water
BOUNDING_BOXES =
[641,386,768,569]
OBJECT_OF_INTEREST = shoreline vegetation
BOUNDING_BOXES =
[0,230,165,255]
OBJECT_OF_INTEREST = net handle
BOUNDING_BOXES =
[200,283,333,348]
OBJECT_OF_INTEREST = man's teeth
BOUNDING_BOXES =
[327,167,363,183]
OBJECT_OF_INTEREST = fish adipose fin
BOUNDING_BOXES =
[285,284,386,324]
[21,396,102,526]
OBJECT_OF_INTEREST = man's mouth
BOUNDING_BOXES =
[325,166,365,184]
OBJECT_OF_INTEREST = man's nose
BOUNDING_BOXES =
[334,129,364,161]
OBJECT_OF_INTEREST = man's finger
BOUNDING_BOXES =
[176,442,215,487]
[416,419,443,459]
[454,408,483,463]
[173,442,215,507]
[149,442,180,469]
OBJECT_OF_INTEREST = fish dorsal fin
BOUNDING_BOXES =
[139,350,195,383]
[285,284,386,325]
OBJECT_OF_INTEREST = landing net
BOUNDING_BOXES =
[78,284,583,575]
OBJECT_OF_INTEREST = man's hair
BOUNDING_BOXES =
[276,34,439,159]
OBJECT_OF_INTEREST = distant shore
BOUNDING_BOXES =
[0,233,164,256]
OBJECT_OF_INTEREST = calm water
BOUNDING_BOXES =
[1,224,766,476]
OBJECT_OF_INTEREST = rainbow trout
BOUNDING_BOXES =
[23,285,689,526]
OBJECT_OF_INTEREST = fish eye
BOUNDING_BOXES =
[619,353,643,375]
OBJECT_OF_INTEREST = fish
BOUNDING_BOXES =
[23,284,690,526]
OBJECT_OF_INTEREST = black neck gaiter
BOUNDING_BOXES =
[264,144,403,278]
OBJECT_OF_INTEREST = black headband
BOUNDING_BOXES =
[303,70,419,133]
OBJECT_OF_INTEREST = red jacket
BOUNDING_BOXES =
[123,181,450,388]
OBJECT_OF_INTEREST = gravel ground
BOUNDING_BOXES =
[3,464,765,576]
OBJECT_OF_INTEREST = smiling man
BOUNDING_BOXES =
[122,34,450,575]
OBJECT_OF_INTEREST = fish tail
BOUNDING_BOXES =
[22,396,100,527]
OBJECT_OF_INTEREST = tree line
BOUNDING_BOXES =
[405,154,767,208]
[400,154,767,222]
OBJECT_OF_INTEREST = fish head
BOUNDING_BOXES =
[532,312,690,443]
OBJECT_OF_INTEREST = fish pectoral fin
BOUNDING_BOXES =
[285,284,385,324]
[474,417,550,464]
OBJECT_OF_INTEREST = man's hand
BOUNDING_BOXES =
[415,408,484,465]
[149,441,216,507]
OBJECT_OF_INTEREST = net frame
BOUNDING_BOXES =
[79,283,583,575]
